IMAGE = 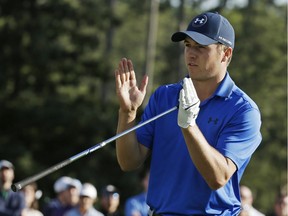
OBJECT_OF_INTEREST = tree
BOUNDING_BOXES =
[0,0,286,213]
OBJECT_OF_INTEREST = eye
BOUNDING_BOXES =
[197,45,206,49]
[184,42,191,47]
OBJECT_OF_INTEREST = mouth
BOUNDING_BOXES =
[188,63,198,67]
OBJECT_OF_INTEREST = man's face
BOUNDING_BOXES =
[22,184,36,207]
[60,186,80,206]
[79,196,95,210]
[101,193,120,213]
[183,37,226,81]
[275,195,288,216]
[0,167,14,184]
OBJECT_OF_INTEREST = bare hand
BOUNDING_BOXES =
[115,58,148,113]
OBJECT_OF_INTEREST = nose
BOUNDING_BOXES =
[185,46,197,58]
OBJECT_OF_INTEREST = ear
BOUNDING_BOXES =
[222,47,233,63]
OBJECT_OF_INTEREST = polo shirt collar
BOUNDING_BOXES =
[214,72,234,98]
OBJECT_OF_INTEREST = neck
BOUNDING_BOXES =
[193,72,225,101]
[1,182,12,191]
[79,206,88,214]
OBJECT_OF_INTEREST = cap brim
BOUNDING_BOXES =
[68,182,81,190]
[0,165,13,169]
[171,31,218,45]
[0,162,14,170]
[80,192,95,199]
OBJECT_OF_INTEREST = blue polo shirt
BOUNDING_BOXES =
[136,72,262,216]
[125,192,148,216]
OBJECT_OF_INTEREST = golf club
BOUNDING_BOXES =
[11,105,178,192]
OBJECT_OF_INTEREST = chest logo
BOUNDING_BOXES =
[208,117,218,125]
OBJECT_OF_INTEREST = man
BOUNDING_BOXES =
[0,159,25,216]
[124,168,149,216]
[239,185,265,216]
[21,182,43,216]
[42,176,82,216]
[114,11,262,215]
[65,182,104,216]
[99,185,121,216]
[267,189,288,216]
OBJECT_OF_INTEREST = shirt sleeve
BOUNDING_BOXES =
[217,106,262,169]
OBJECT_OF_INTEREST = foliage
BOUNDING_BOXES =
[0,0,286,213]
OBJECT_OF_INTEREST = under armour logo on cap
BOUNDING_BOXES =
[192,16,207,27]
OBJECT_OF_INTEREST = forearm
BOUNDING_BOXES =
[182,125,236,190]
[116,110,147,171]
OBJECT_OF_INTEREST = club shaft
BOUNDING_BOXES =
[11,106,178,192]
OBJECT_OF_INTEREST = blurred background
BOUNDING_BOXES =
[0,0,287,214]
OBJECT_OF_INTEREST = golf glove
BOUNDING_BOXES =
[178,77,200,128]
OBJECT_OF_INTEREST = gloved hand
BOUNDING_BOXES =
[178,77,200,128]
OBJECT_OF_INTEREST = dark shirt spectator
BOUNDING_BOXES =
[99,185,122,216]
[0,160,25,216]
[42,176,81,216]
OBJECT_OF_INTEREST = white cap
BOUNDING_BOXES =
[0,160,14,170]
[54,176,82,193]
[80,183,97,199]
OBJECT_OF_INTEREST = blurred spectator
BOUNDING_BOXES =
[99,185,122,216]
[124,168,149,216]
[239,185,265,216]
[42,176,82,216]
[273,194,288,216]
[21,182,43,216]
[0,159,25,216]
[267,187,288,216]
[64,182,104,216]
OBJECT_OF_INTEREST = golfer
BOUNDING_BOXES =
[114,11,262,216]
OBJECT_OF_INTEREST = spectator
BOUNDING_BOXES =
[65,182,104,216]
[99,185,121,216]
[267,188,288,216]
[21,182,43,216]
[124,168,149,216]
[42,176,82,216]
[0,159,25,216]
[239,185,265,216]
[273,193,288,216]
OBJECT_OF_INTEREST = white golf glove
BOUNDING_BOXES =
[178,77,200,128]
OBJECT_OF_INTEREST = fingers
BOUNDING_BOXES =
[179,89,185,107]
[119,58,126,83]
[178,78,200,128]
[117,58,136,83]
[115,69,122,89]
[183,78,193,105]
[128,60,136,81]
[182,77,199,108]
[187,77,198,96]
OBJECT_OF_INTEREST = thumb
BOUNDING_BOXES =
[139,75,149,94]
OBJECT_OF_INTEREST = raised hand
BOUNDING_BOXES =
[115,58,148,113]
[178,77,200,128]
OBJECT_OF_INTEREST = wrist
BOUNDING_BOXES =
[118,109,137,122]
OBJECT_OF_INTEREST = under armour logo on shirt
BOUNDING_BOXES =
[208,117,218,125]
